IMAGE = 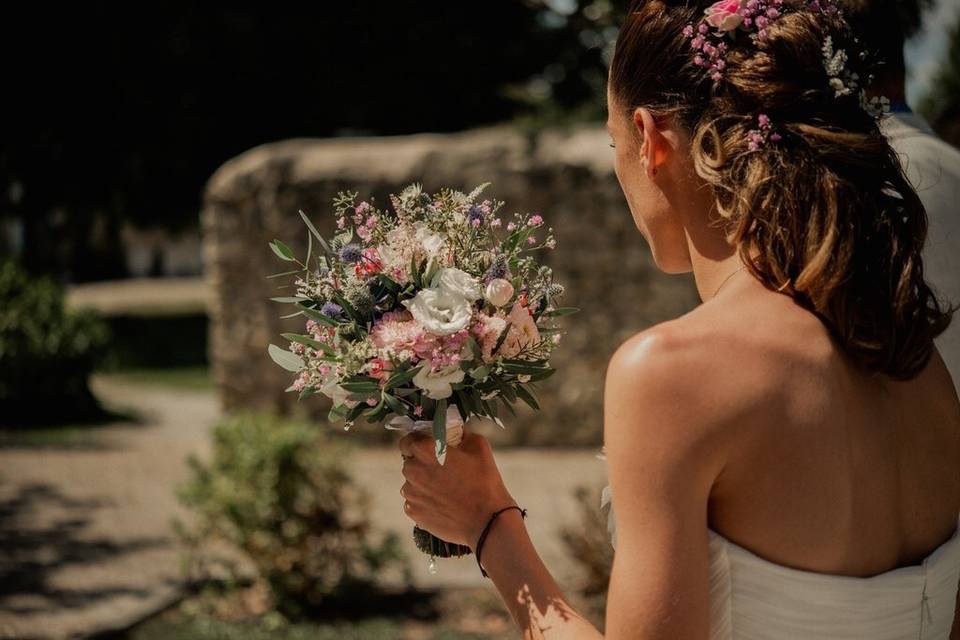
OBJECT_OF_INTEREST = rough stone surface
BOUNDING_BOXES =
[201,126,699,445]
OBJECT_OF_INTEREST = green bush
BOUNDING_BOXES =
[0,260,109,426]
[177,413,408,619]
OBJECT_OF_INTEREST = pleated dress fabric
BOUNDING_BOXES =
[706,521,960,639]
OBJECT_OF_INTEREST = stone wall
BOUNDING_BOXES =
[201,126,699,445]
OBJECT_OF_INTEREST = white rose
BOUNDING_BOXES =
[484,278,514,307]
[413,222,445,256]
[402,288,472,335]
[413,361,465,400]
[436,267,482,301]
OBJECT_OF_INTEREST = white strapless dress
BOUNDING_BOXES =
[706,522,960,639]
[601,485,960,638]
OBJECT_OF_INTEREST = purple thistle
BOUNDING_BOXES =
[339,243,362,263]
[467,205,486,227]
[485,254,509,281]
[321,302,344,318]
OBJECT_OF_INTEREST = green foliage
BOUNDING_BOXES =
[0,260,109,426]
[177,413,409,619]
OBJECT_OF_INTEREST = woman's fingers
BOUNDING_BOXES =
[398,432,434,461]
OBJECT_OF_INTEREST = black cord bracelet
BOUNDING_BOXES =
[475,505,528,578]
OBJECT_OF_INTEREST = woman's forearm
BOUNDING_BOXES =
[479,509,604,640]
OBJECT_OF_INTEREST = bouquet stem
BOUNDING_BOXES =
[413,525,472,558]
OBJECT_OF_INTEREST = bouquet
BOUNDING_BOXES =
[267,183,574,562]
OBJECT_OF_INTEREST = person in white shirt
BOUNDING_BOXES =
[849,0,960,395]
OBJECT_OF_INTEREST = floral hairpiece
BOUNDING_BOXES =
[686,0,890,120]
[685,0,840,82]
[822,35,892,118]
[746,113,781,150]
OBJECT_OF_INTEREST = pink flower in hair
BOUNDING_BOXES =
[704,0,745,31]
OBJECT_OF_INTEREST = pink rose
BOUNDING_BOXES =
[704,0,744,31]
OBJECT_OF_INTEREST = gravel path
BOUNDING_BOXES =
[0,379,609,639]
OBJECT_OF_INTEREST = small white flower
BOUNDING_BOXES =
[402,288,473,335]
[436,267,482,301]
[484,278,515,307]
[412,361,465,400]
[413,222,445,257]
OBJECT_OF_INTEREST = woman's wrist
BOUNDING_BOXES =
[473,506,528,575]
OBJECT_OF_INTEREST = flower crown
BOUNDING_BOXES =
[684,0,890,147]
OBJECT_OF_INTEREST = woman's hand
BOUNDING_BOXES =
[399,428,515,549]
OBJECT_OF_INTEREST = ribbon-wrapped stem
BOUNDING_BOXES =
[387,403,472,558]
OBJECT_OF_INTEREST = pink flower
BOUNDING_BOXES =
[370,310,424,358]
[528,215,544,227]
[527,236,537,245]
[504,301,541,356]
[507,222,517,232]
[354,247,382,277]
[472,313,509,362]
[704,0,744,31]
[367,357,393,380]
[292,371,310,392]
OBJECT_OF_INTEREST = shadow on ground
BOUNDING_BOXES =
[0,483,168,615]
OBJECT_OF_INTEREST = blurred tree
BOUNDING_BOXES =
[1,1,622,282]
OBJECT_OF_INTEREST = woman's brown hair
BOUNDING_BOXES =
[611,0,952,379]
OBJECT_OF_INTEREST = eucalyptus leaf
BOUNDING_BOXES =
[340,381,380,393]
[492,322,513,355]
[383,393,407,416]
[433,398,448,465]
[271,296,311,304]
[269,240,296,262]
[266,269,301,280]
[268,344,303,372]
[515,385,540,411]
[544,306,580,317]
[470,366,490,381]
[281,333,334,356]
[299,209,334,255]
[385,366,423,390]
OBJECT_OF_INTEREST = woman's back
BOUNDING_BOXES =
[690,276,960,578]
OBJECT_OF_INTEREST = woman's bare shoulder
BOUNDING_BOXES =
[605,290,838,445]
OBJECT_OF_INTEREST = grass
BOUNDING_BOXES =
[0,425,103,448]
[98,366,214,392]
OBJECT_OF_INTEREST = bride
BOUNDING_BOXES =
[398,0,960,637]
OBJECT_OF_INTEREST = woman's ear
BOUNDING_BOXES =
[632,107,672,178]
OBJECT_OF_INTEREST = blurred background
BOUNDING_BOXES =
[1,1,958,638]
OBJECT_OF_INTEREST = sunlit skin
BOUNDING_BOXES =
[398,88,960,639]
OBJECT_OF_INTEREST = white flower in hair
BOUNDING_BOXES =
[821,35,859,98]
[861,94,892,118]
